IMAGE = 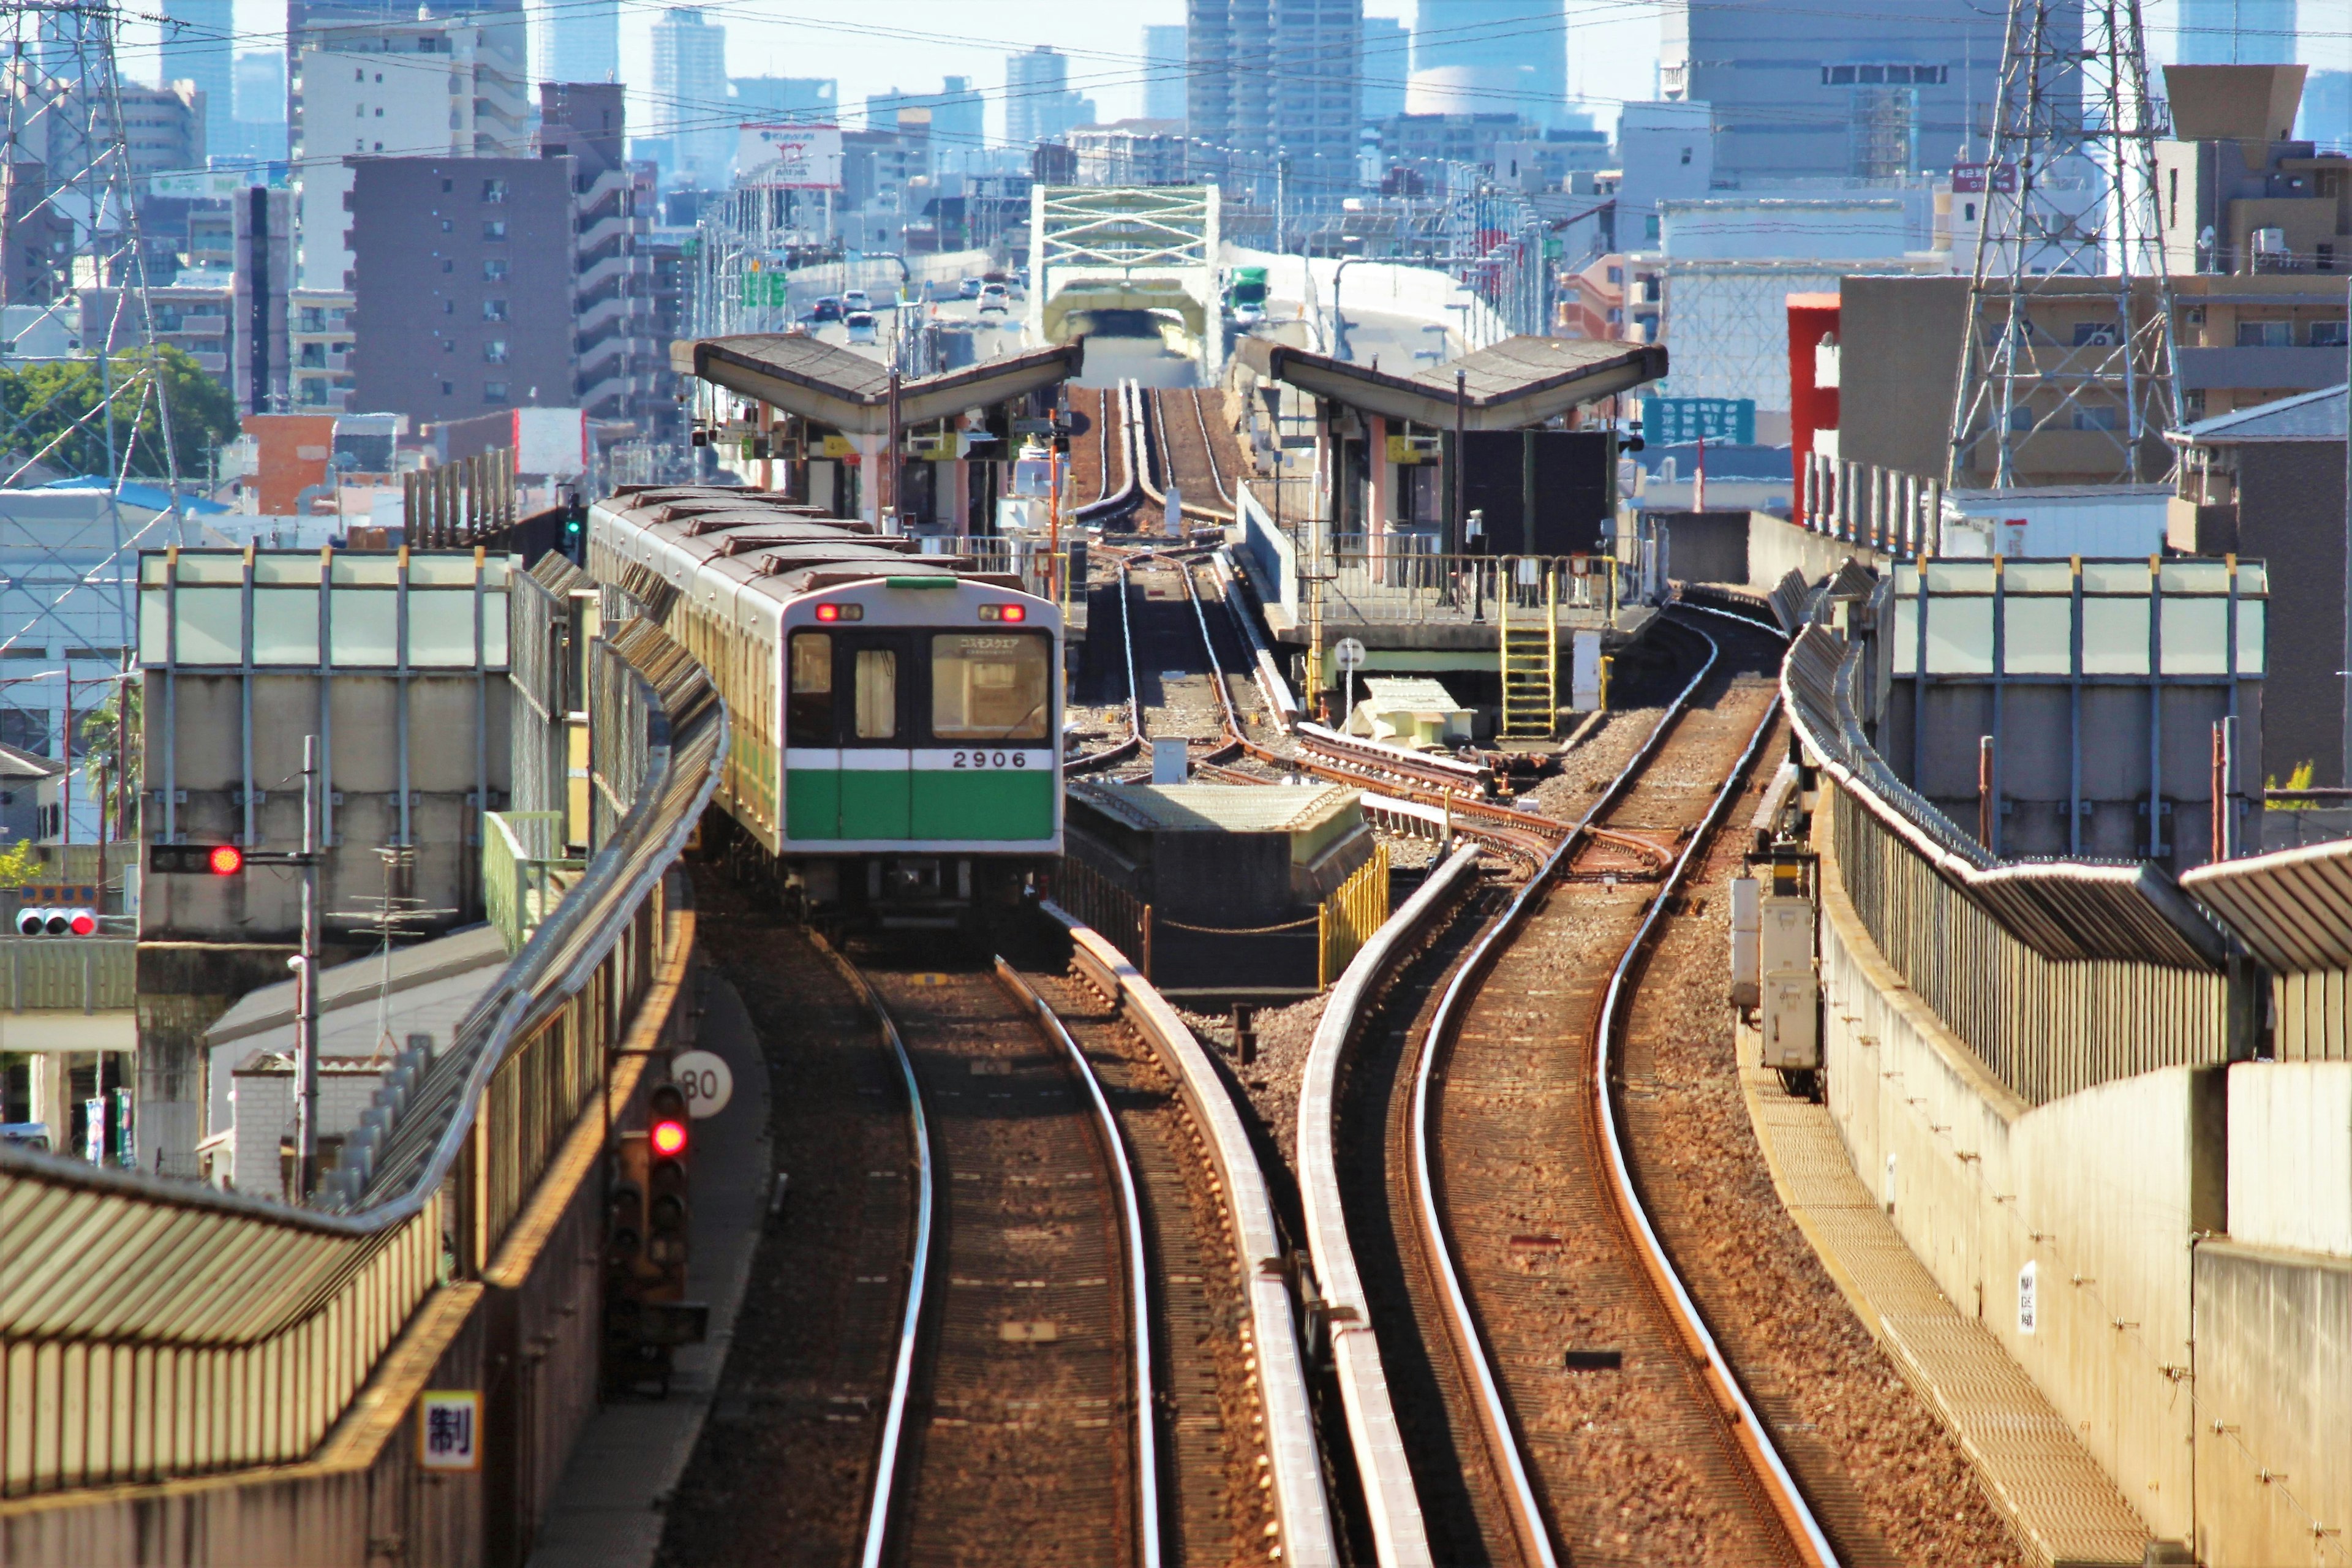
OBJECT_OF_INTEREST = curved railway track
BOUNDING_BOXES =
[1145,389,1235,523]
[1326,611,1841,1567]
[824,946,1159,1568]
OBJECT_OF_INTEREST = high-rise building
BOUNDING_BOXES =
[2302,68,2351,153]
[347,156,575,422]
[1660,0,2021,187]
[1409,0,1559,125]
[731,75,835,122]
[1143,24,1187,123]
[291,13,529,290]
[651,7,731,186]
[1360,16,1407,122]
[227,50,286,165]
[869,76,984,164]
[2176,0,2296,65]
[1006,45,1093,149]
[160,0,233,159]
[543,0,619,85]
[1186,0,1361,204]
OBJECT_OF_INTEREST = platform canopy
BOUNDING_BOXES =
[1237,334,1668,431]
[673,334,1085,434]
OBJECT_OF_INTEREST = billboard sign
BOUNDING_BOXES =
[737,124,843,190]
[511,407,588,480]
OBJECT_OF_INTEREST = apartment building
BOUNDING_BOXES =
[1185,0,1360,204]
[1070,119,1186,186]
[2158,64,2350,280]
[289,288,353,411]
[291,13,528,291]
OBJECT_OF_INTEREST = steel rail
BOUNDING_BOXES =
[1146,388,1235,524]
[1586,685,1837,1567]
[1188,388,1235,508]
[815,940,940,1568]
[993,957,1164,1568]
[1067,555,1146,775]
[1076,382,1140,524]
[1178,558,1247,763]
[1406,620,1721,1568]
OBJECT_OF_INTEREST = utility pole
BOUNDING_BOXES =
[292,736,321,1197]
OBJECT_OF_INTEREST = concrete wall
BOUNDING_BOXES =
[2227,1062,2352,1256]
[1818,816,2352,1561]
[2192,1241,2352,1568]
[1818,824,2212,1541]
[1740,509,1885,595]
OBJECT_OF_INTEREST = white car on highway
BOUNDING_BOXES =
[844,311,878,344]
[978,283,1009,315]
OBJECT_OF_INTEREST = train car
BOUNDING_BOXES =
[589,487,1061,926]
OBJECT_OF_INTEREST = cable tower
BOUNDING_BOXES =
[0,0,185,771]
[1947,0,2178,489]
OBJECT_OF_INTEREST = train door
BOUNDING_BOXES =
[835,631,913,839]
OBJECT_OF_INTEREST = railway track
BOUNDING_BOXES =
[824,946,1158,1568]
[1325,611,1841,1566]
[1145,389,1236,522]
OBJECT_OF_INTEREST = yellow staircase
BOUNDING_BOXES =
[1498,557,1556,739]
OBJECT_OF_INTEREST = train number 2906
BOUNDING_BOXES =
[949,750,1028,769]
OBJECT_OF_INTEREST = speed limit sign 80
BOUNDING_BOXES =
[668,1050,734,1118]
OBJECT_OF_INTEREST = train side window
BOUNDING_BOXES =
[788,631,832,744]
[853,647,898,740]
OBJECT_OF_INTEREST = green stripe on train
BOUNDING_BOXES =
[785,768,1054,841]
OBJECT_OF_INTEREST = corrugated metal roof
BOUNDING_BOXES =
[1784,622,2228,970]
[2170,382,2345,445]
[2180,837,2352,973]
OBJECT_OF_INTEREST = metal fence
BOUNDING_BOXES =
[0,616,724,1501]
[484,811,582,954]
[1789,603,2242,1107]
[1319,540,1624,628]
[1317,843,1390,990]
[1825,784,2236,1106]
[1056,856,1152,980]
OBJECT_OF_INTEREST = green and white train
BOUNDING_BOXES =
[589,487,1061,925]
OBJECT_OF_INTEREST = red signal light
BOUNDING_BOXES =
[207,845,244,875]
[67,910,95,935]
[650,1118,688,1158]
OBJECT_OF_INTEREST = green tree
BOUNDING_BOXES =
[0,345,237,480]
[80,680,140,842]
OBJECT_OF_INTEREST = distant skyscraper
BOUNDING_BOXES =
[1662,0,2018,185]
[1006,45,1093,148]
[1360,16,1407,122]
[227,50,286,164]
[162,0,235,158]
[1186,0,1360,203]
[545,0,619,85]
[731,76,837,121]
[1144,24,1186,123]
[2176,0,2296,64]
[651,7,731,186]
[1409,0,1559,124]
[2301,68,2350,151]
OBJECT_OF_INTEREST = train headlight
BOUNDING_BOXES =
[813,603,864,623]
[978,603,1026,622]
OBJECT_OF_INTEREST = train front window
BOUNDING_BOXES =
[853,647,898,740]
[931,632,1050,741]
[788,632,832,744]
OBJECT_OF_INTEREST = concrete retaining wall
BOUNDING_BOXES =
[1819,821,2352,1562]
[1743,510,1885,595]
[2192,1240,2352,1567]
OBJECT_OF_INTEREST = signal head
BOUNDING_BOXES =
[649,1117,688,1158]
[208,845,244,875]
[15,908,43,937]
[66,909,95,936]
